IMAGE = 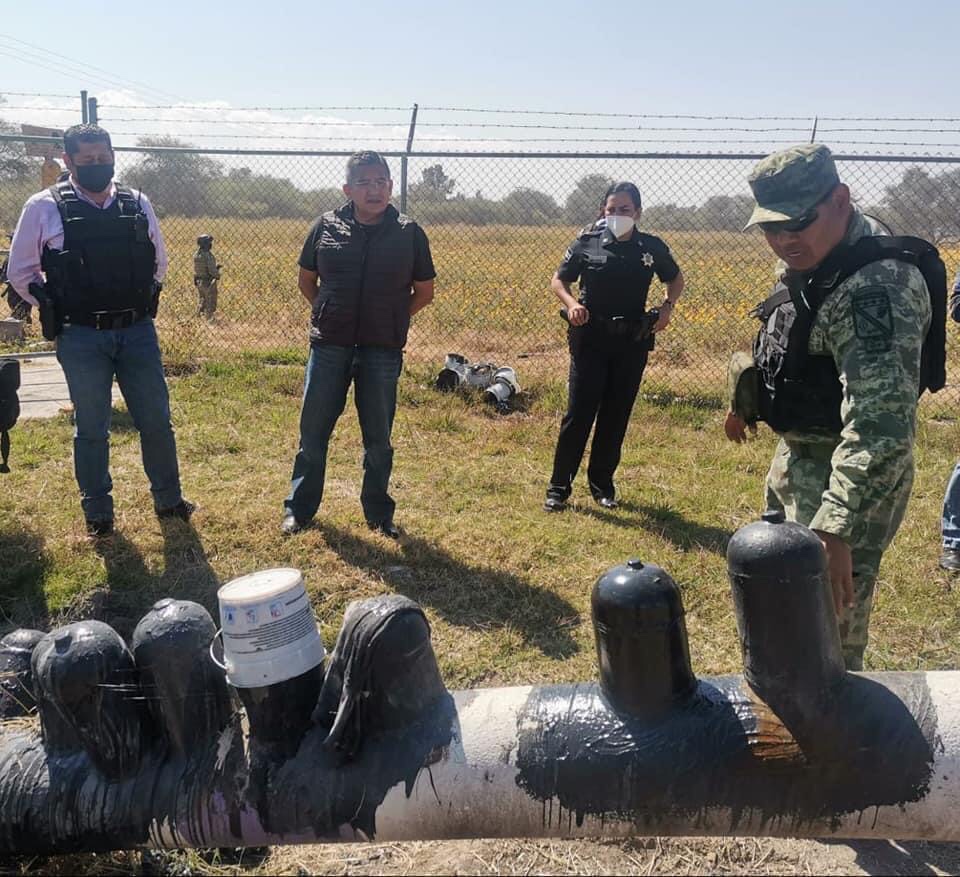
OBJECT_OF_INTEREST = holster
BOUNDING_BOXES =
[29,283,62,341]
[148,281,162,318]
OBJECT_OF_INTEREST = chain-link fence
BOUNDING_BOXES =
[2,135,959,411]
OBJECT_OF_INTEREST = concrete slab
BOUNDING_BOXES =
[11,352,121,420]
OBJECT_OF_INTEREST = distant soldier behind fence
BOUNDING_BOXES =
[193,234,220,319]
[725,143,944,670]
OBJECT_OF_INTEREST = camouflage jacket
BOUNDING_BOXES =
[728,210,931,538]
[779,209,930,538]
[193,248,219,282]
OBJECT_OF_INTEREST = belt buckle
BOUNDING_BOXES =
[608,316,627,336]
[92,309,135,330]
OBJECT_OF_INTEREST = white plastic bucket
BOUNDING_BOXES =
[215,568,325,688]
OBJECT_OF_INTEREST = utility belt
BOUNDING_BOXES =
[561,307,659,344]
[29,281,161,340]
[589,313,657,338]
[64,309,151,331]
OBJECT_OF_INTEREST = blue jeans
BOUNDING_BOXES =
[943,462,960,550]
[285,344,402,525]
[56,319,183,521]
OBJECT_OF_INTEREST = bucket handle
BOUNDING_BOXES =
[208,628,228,672]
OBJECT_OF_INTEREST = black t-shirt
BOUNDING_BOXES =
[557,227,680,320]
[298,202,436,348]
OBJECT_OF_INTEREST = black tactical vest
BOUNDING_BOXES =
[41,181,156,316]
[753,235,946,435]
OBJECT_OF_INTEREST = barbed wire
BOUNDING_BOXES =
[0,104,79,111]
[99,104,411,112]
[94,104,960,123]
[97,116,960,136]
[100,116,411,127]
[0,91,76,98]
[100,130,960,148]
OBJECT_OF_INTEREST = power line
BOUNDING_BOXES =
[0,45,149,100]
[0,33,183,103]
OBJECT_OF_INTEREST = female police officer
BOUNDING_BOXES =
[545,181,684,511]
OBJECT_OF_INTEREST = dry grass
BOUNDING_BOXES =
[2,349,960,874]
[7,221,958,414]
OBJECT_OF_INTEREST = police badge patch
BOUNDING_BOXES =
[851,286,894,353]
[641,252,655,267]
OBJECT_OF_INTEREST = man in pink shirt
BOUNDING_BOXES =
[7,124,192,538]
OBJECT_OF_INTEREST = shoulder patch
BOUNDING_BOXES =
[851,286,894,353]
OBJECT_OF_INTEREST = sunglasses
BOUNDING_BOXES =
[759,208,820,235]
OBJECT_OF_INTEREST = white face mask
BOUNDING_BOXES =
[605,215,635,238]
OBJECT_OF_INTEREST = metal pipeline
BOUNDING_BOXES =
[0,517,957,855]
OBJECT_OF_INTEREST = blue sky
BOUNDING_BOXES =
[1,1,956,124]
[1,1,957,206]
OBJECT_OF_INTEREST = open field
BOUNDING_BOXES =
[7,220,959,412]
[1,350,959,874]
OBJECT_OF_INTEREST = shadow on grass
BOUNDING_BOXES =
[89,521,219,638]
[318,523,580,659]
[108,406,138,434]
[0,526,50,632]
[577,500,732,554]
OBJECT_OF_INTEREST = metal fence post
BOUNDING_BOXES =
[80,91,88,124]
[87,97,98,125]
[400,103,419,214]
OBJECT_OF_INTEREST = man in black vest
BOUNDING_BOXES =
[282,151,436,537]
[6,124,193,538]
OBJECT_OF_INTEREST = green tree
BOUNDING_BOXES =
[408,164,456,203]
[873,166,960,243]
[564,174,613,225]
[123,137,222,216]
[0,114,40,229]
[499,188,562,225]
[695,194,755,231]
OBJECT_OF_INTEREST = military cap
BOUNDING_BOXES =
[197,234,213,246]
[744,144,840,229]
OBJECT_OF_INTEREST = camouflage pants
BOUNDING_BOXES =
[197,280,218,317]
[764,438,913,671]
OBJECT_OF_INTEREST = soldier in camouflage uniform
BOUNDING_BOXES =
[193,234,220,319]
[725,144,931,670]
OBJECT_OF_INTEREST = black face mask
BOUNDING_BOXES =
[74,163,114,193]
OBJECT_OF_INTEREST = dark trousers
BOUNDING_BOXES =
[285,344,402,525]
[548,325,649,501]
